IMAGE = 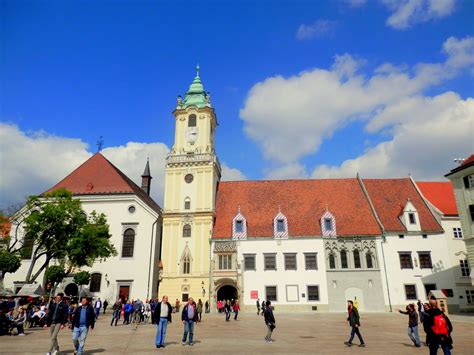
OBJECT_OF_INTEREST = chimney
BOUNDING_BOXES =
[141,158,152,195]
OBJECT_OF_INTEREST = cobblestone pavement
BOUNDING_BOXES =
[1,312,473,354]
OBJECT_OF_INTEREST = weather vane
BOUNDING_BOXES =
[97,136,104,152]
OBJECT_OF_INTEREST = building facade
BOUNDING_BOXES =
[4,153,162,302]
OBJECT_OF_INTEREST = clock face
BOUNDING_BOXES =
[185,127,198,143]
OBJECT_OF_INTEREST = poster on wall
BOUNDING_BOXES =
[250,290,258,299]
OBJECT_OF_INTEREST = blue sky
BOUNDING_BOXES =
[1,0,473,208]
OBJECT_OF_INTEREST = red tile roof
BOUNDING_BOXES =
[213,179,382,238]
[44,153,161,213]
[445,153,474,177]
[461,154,474,167]
[416,181,458,216]
[363,178,443,233]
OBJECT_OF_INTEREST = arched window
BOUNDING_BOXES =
[182,254,191,274]
[366,253,374,269]
[183,224,191,238]
[121,228,135,257]
[353,250,361,269]
[188,114,196,127]
[184,197,191,210]
[340,250,348,269]
[329,253,336,269]
[89,273,102,292]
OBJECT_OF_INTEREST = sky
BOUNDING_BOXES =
[1,0,473,209]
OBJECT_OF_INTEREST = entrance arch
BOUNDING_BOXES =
[217,284,238,301]
[64,283,78,297]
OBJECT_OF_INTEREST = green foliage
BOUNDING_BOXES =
[0,250,21,275]
[67,211,117,268]
[73,271,91,286]
[21,188,117,282]
[44,265,66,284]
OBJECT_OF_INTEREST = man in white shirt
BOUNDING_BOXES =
[153,296,173,348]
[93,298,102,319]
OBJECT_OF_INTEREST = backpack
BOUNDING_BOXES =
[431,314,449,335]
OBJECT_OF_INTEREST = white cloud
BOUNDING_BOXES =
[221,163,247,181]
[296,20,337,40]
[0,124,170,209]
[382,0,456,29]
[240,37,473,166]
[265,163,308,180]
[312,93,474,180]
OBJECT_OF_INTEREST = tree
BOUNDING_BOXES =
[22,189,116,283]
[73,271,91,296]
[0,250,21,289]
[44,265,66,296]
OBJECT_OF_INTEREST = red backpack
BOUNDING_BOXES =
[432,314,449,335]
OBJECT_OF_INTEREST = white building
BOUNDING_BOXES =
[4,153,162,303]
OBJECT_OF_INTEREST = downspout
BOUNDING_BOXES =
[147,218,159,299]
[208,236,213,312]
[357,174,393,312]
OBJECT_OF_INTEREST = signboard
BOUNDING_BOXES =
[250,290,258,299]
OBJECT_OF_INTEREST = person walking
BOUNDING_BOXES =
[263,300,275,342]
[153,295,172,348]
[261,300,266,316]
[110,300,122,326]
[71,297,95,355]
[123,301,132,324]
[417,300,425,322]
[45,292,69,355]
[181,297,197,346]
[175,299,180,313]
[205,300,209,314]
[93,298,102,319]
[425,296,453,355]
[398,304,421,347]
[344,300,366,347]
[103,300,108,315]
[196,299,203,322]
[256,299,261,315]
[233,300,240,321]
[224,300,231,322]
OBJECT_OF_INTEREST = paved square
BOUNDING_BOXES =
[1,312,473,354]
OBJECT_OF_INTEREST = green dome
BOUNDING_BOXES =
[181,65,211,109]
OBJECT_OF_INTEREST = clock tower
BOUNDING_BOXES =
[159,66,221,302]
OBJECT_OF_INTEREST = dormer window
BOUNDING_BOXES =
[320,210,336,237]
[273,210,288,239]
[235,220,243,233]
[408,213,416,224]
[232,209,247,240]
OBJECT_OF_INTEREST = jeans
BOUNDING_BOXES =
[155,318,168,346]
[225,311,231,321]
[408,325,420,346]
[124,311,130,324]
[429,340,452,355]
[72,326,89,355]
[182,320,194,344]
[111,310,120,326]
[348,325,365,344]
[95,308,100,319]
[234,310,239,320]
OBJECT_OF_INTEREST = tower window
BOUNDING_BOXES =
[183,224,191,238]
[184,198,191,210]
[184,174,194,183]
[188,114,196,127]
[182,255,191,274]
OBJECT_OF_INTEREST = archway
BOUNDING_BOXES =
[217,285,238,302]
[64,283,78,297]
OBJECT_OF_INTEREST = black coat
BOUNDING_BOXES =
[46,301,69,326]
[347,308,360,327]
[152,302,172,323]
[264,307,275,325]
[72,305,96,329]
[425,308,453,345]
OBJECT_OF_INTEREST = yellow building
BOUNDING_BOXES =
[158,66,221,304]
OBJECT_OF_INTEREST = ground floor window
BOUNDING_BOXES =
[466,290,474,304]
[405,284,417,300]
[307,285,320,301]
[265,286,277,302]
[182,293,189,302]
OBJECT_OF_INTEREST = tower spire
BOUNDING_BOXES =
[141,158,152,196]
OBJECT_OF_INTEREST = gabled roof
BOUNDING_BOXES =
[363,178,442,233]
[416,181,458,217]
[213,179,382,238]
[44,153,161,213]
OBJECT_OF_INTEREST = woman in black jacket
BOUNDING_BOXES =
[344,300,366,347]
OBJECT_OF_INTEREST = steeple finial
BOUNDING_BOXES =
[196,64,200,78]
